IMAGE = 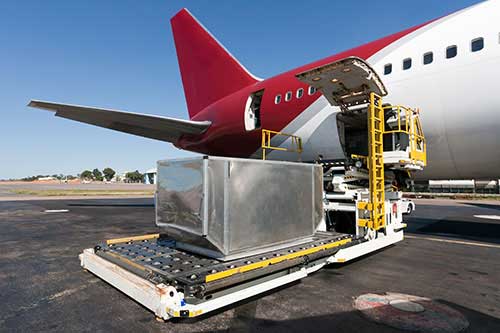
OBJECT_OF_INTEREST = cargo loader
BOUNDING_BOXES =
[80,57,427,321]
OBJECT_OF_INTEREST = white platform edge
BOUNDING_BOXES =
[80,248,171,319]
[327,230,404,263]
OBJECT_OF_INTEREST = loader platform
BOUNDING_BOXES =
[93,232,358,296]
[80,231,373,319]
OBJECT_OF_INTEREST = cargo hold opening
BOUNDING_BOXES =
[336,105,411,159]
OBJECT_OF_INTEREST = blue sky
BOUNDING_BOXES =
[0,0,480,179]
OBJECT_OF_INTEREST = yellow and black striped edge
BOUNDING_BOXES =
[205,238,352,283]
[106,233,160,245]
[168,309,203,318]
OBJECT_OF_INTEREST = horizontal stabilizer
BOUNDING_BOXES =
[28,100,211,143]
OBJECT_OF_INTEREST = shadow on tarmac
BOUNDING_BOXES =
[172,298,500,333]
[462,202,500,212]
[413,218,500,244]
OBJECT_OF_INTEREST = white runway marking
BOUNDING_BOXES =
[405,235,500,249]
[44,209,69,213]
[474,215,500,220]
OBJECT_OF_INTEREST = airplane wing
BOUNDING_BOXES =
[28,100,211,143]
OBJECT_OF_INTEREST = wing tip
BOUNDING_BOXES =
[27,100,57,112]
[27,100,38,108]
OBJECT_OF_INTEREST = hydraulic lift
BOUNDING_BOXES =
[80,57,427,321]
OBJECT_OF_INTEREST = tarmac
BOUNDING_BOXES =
[0,197,499,332]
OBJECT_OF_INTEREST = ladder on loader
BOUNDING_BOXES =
[358,93,386,230]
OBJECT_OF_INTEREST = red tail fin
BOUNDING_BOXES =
[171,9,259,119]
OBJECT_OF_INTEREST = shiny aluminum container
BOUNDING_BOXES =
[156,156,323,260]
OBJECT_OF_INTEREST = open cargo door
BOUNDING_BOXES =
[296,56,387,111]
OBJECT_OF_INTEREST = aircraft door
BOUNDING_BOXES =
[244,90,264,131]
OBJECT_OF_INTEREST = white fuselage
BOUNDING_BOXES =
[269,0,500,180]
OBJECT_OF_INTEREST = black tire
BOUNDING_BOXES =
[406,205,413,214]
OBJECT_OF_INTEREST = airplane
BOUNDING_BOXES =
[29,0,500,180]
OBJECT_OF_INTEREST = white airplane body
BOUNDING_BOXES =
[30,1,500,180]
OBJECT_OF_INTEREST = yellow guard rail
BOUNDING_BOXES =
[383,105,427,166]
[261,129,303,160]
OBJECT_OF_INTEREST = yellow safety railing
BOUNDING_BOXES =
[383,105,427,166]
[261,129,303,160]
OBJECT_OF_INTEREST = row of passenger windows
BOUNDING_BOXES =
[275,86,317,104]
[384,37,484,75]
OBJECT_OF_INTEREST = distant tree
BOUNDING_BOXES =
[103,167,116,181]
[66,175,76,180]
[80,170,93,180]
[92,168,103,181]
[125,170,144,183]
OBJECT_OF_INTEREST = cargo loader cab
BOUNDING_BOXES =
[336,104,426,172]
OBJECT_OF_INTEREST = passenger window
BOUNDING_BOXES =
[384,64,392,75]
[402,58,412,70]
[446,45,457,59]
[275,94,281,104]
[308,86,316,95]
[423,52,433,65]
[471,37,484,52]
[285,91,292,102]
[296,88,304,99]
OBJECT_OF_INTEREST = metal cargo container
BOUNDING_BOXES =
[156,156,323,261]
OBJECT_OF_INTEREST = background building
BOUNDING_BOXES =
[144,168,157,185]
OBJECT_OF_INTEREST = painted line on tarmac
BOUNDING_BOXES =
[0,278,100,325]
[474,215,500,220]
[405,235,500,249]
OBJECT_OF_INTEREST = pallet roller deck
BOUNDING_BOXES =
[80,227,406,319]
[97,232,354,295]
[82,232,365,319]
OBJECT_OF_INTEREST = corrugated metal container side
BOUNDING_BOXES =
[156,156,323,260]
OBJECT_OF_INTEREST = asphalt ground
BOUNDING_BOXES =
[0,198,499,332]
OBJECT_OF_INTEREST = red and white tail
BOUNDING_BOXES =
[171,9,259,119]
